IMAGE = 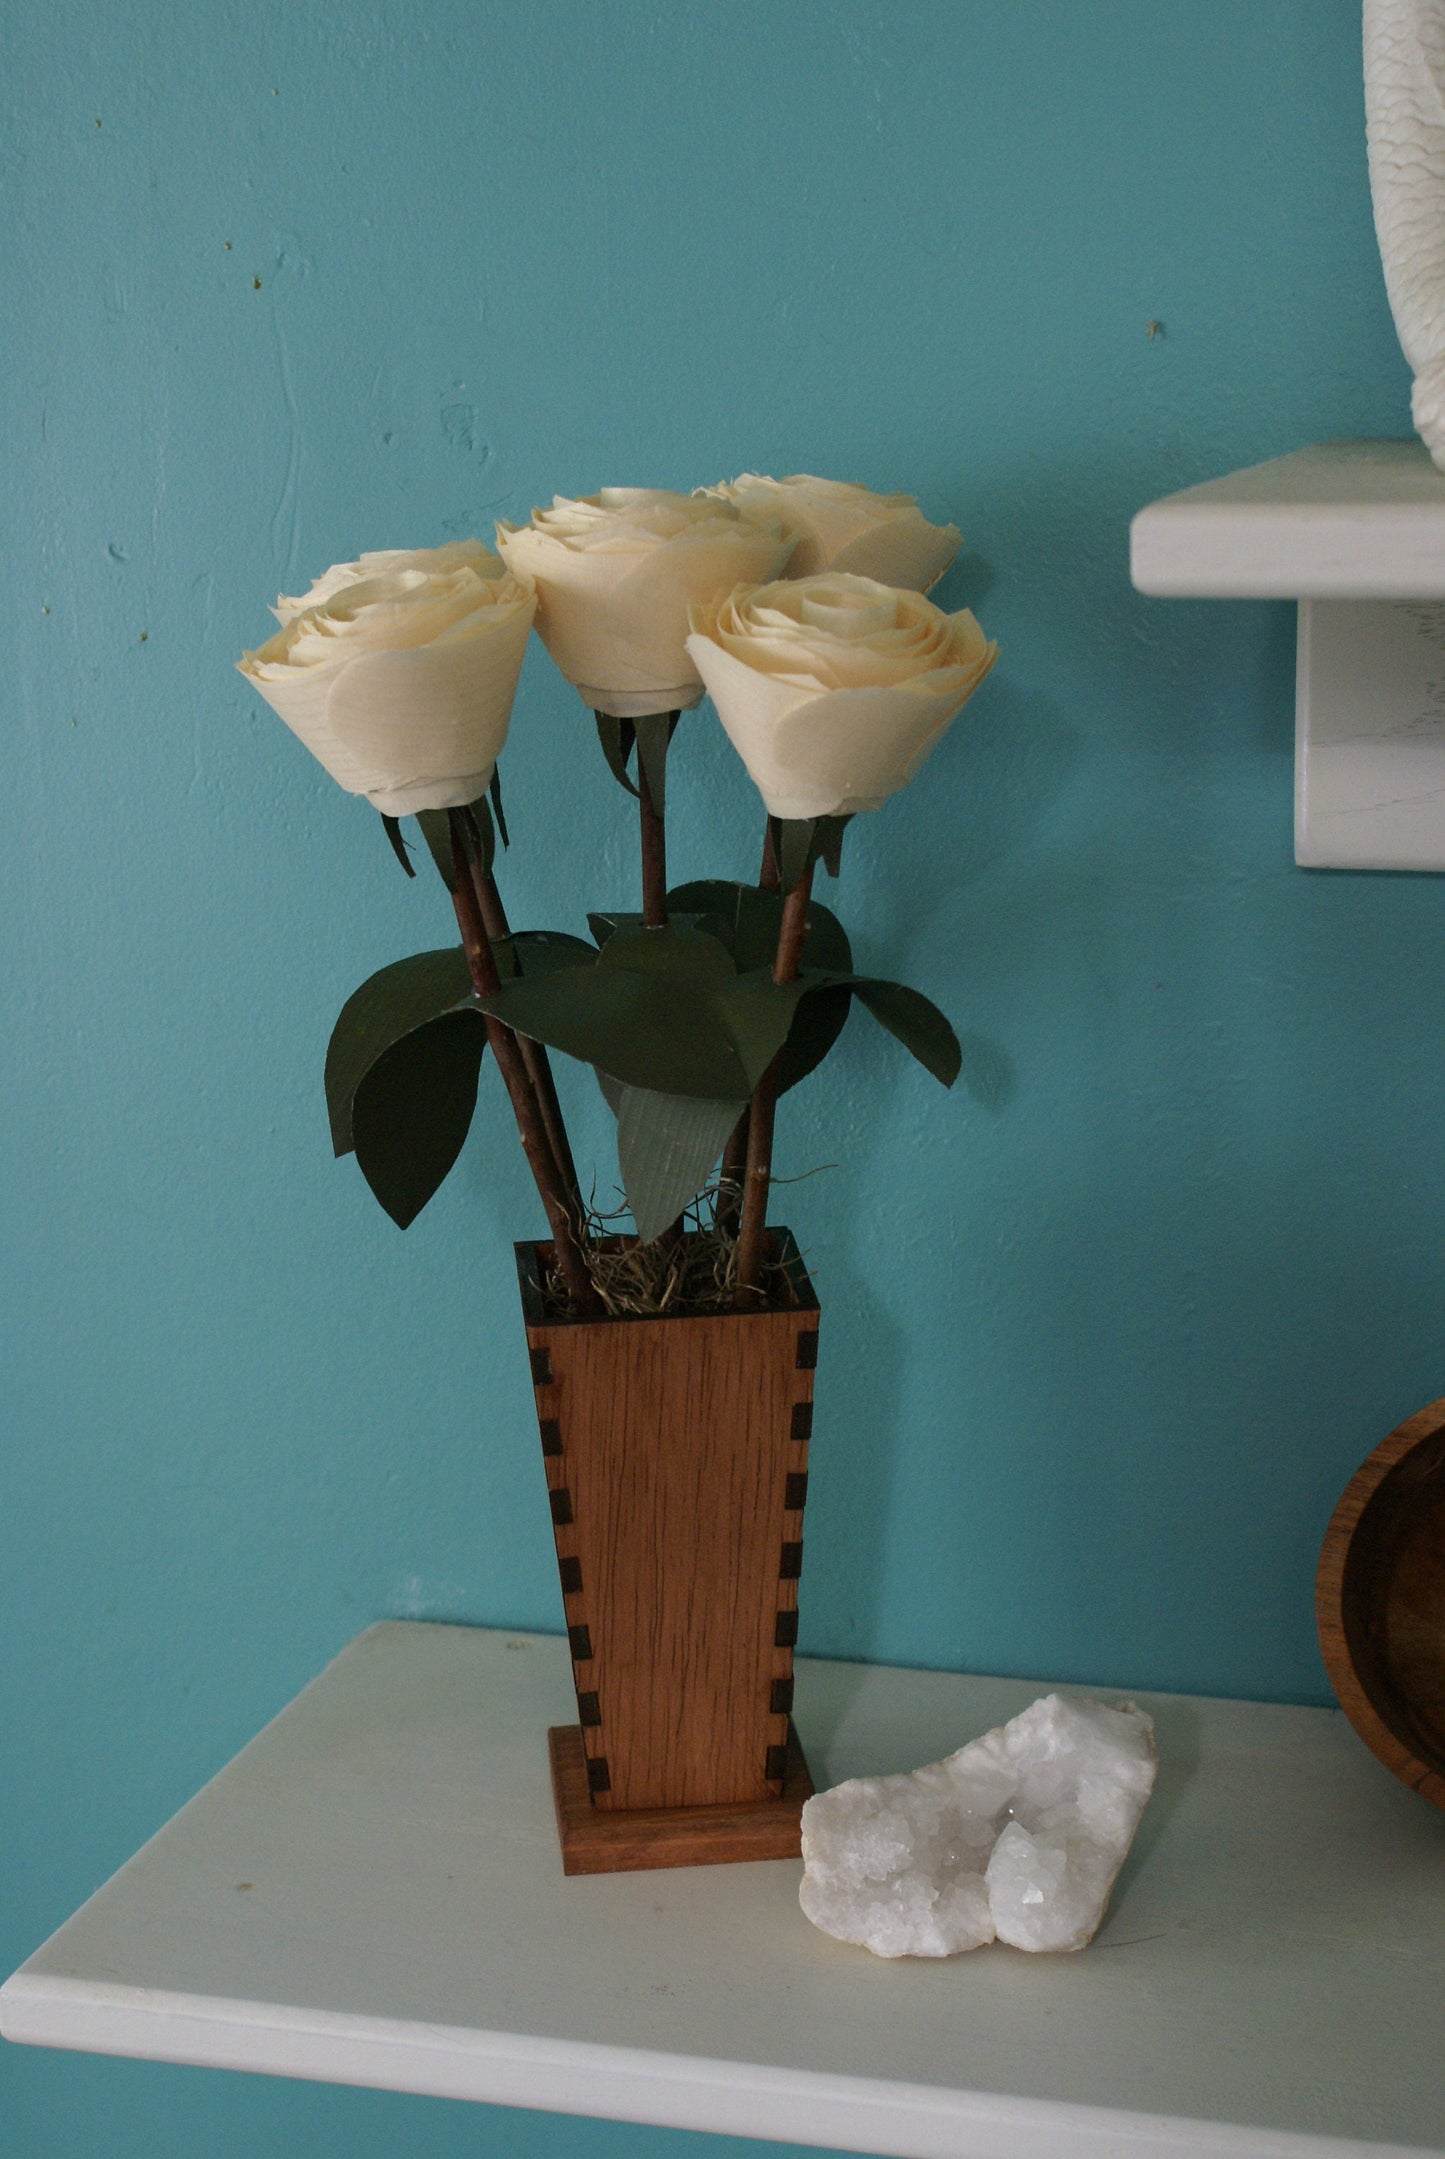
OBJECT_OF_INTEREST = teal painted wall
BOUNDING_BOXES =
[2,2,1430,2153]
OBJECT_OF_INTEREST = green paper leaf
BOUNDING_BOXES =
[414,809,459,889]
[595,921,736,986]
[325,947,476,1156]
[774,817,817,892]
[381,814,416,877]
[508,929,599,975]
[813,973,961,1088]
[457,797,496,879]
[325,931,598,1227]
[632,710,678,816]
[489,765,509,849]
[351,1010,487,1228]
[777,982,852,1094]
[666,880,852,974]
[615,1085,746,1243]
[481,924,793,1099]
[588,910,642,948]
[815,814,852,878]
[594,711,639,796]
[665,882,854,1092]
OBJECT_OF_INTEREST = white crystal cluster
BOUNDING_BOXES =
[799,1693,1157,1958]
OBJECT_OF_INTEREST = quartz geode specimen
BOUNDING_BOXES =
[799,1693,1157,1958]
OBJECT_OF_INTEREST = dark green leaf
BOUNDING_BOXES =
[588,910,641,948]
[325,947,476,1156]
[456,797,496,879]
[508,930,599,975]
[815,814,852,878]
[666,880,852,974]
[662,884,851,1094]
[595,921,736,987]
[594,711,639,796]
[351,1010,487,1228]
[482,927,792,1099]
[615,1085,746,1242]
[777,982,852,1093]
[380,814,416,877]
[482,967,747,1097]
[632,710,678,817]
[820,974,961,1088]
[774,817,817,892]
[489,765,509,848]
[415,809,459,889]
[710,965,807,1084]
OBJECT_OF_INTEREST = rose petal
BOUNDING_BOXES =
[239,545,535,808]
[498,491,792,709]
[710,476,961,593]
[688,570,997,818]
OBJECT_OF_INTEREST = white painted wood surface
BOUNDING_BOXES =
[1129,440,1445,598]
[3,1623,1444,2159]
[1295,597,1445,868]
[1131,441,1445,869]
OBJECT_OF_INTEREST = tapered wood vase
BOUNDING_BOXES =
[516,1229,818,1874]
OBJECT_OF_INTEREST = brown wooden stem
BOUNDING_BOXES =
[448,816,601,1317]
[718,818,784,1235]
[733,858,815,1305]
[640,757,667,929]
[716,1107,749,1236]
[469,861,585,1221]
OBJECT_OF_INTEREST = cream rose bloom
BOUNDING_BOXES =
[270,539,499,624]
[238,543,535,816]
[686,573,997,820]
[495,488,793,718]
[709,475,961,592]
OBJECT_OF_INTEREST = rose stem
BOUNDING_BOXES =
[716,1109,748,1235]
[639,746,668,931]
[733,851,816,1305]
[718,820,784,1232]
[447,811,601,1317]
[468,859,585,1221]
[718,820,782,1233]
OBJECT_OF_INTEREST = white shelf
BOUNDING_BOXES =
[4,1623,1445,2159]
[1130,440,1445,599]
[1131,441,1445,869]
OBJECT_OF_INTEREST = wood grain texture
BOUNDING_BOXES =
[519,1231,817,1815]
[547,1722,812,1874]
[1316,1395,1445,1807]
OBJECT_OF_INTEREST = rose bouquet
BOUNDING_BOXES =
[239,478,997,1317]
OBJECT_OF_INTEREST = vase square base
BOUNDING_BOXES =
[548,1723,814,1875]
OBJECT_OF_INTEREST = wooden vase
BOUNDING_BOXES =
[515,1229,818,1874]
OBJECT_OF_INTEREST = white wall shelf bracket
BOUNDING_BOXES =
[1131,440,1445,870]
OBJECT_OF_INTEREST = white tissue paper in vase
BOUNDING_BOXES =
[799,1692,1157,1958]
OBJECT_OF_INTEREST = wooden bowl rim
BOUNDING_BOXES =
[1315,1396,1445,1808]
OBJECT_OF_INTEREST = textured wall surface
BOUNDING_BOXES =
[1,3,1428,2154]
